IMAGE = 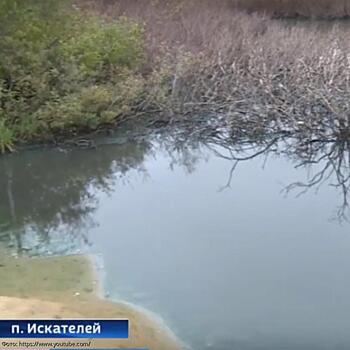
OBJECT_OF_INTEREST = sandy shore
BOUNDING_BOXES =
[0,254,182,350]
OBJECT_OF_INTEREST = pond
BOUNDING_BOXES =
[1,130,350,350]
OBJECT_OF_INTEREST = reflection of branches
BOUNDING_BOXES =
[285,141,350,221]
[159,116,350,222]
[214,137,350,221]
[2,110,350,257]
[213,137,279,191]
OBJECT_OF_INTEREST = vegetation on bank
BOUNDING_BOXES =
[2,0,350,153]
[92,1,350,137]
[0,0,145,152]
[234,0,350,18]
[84,0,350,20]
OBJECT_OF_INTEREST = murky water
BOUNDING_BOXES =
[1,132,350,350]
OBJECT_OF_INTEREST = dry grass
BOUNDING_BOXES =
[234,0,350,18]
[79,0,350,146]
[79,0,238,55]
[82,0,350,19]
[79,0,350,56]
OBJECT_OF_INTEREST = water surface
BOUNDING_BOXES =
[1,134,350,350]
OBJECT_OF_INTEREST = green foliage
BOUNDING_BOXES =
[0,0,145,151]
[0,119,14,153]
[61,17,144,73]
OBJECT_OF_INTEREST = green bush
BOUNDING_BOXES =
[0,0,145,151]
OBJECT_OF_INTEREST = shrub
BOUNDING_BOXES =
[0,0,145,151]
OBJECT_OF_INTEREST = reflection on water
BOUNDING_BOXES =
[1,130,350,350]
[0,139,150,255]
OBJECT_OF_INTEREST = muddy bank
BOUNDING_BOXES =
[0,254,182,350]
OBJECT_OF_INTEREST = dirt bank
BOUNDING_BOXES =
[0,254,182,350]
[0,296,181,350]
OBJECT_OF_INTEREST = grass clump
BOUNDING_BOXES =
[0,0,145,151]
[0,119,14,153]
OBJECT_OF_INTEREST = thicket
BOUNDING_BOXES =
[87,1,350,139]
[3,0,350,154]
[233,0,350,18]
[0,0,144,152]
[85,0,350,20]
